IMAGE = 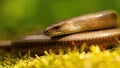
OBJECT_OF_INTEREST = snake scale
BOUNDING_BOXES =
[0,10,120,55]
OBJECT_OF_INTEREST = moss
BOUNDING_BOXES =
[1,45,120,68]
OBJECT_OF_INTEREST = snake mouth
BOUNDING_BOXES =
[44,29,82,37]
[44,29,66,37]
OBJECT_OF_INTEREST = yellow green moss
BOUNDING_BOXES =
[1,45,120,68]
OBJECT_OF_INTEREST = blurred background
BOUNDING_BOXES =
[0,0,120,40]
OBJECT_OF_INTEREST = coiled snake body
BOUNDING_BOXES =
[0,10,120,55]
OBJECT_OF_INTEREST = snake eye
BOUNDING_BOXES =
[53,26,61,30]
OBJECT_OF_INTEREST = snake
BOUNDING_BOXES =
[0,9,120,56]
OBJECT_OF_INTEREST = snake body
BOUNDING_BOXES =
[12,28,120,55]
[44,10,119,37]
[0,10,120,55]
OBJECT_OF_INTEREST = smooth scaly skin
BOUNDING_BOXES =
[0,10,120,55]
[11,28,120,55]
[44,10,119,37]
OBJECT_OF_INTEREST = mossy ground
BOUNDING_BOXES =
[1,45,120,68]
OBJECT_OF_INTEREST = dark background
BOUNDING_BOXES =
[0,0,120,40]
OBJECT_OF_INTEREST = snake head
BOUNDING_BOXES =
[44,20,80,37]
[44,23,62,37]
[44,21,67,37]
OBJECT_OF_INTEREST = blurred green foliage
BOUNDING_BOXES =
[0,0,120,40]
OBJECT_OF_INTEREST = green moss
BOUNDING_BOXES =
[1,46,120,68]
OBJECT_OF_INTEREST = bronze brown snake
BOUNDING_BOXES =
[0,10,120,55]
